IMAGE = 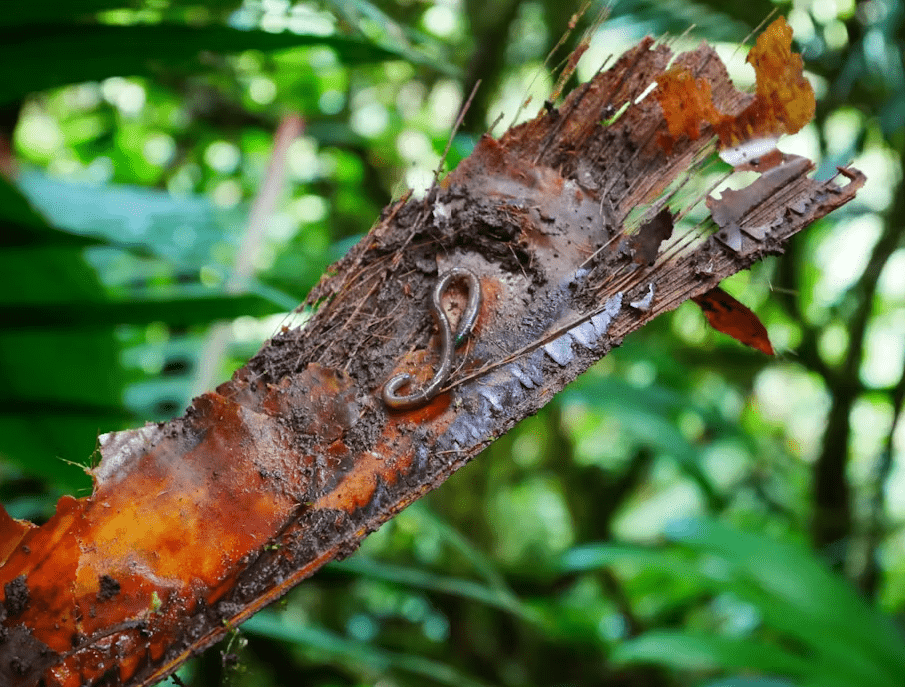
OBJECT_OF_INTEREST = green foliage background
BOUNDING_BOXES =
[1,1,903,686]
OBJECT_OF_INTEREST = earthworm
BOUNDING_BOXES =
[383,267,481,410]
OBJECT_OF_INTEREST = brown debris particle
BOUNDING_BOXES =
[3,575,29,617]
[97,575,121,602]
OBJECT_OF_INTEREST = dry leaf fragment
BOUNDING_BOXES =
[655,16,814,167]
[727,15,815,146]
[629,209,675,265]
[707,154,813,254]
[692,287,775,355]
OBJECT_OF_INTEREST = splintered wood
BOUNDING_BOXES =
[0,17,862,687]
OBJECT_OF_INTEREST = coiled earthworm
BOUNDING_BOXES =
[383,267,482,411]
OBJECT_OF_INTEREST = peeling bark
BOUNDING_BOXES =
[0,20,863,687]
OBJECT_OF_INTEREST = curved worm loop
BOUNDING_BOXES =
[383,267,482,411]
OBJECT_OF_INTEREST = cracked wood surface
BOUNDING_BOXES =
[0,19,864,687]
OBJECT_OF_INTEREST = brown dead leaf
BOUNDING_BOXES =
[630,209,675,265]
[692,287,775,355]
[656,16,814,164]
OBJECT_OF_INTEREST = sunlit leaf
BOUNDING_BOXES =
[0,179,103,248]
[18,170,237,267]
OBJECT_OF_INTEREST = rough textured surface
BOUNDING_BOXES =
[0,20,863,687]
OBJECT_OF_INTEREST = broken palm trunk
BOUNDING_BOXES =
[0,18,863,687]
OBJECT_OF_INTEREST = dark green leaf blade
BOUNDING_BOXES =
[0,24,405,105]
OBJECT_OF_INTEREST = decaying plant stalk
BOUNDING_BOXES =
[0,18,863,687]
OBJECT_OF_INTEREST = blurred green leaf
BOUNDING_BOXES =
[0,0,178,27]
[611,630,812,675]
[244,611,491,687]
[0,186,123,491]
[413,502,511,591]
[666,519,905,685]
[557,541,695,578]
[700,678,797,687]
[563,375,723,507]
[330,556,535,621]
[18,169,236,267]
[0,292,282,329]
[324,0,457,75]
[0,24,407,105]
[0,178,104,248]
[608,519,905,686]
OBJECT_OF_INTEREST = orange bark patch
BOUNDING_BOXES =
[0,504,34,566]
[0,388,313,683]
